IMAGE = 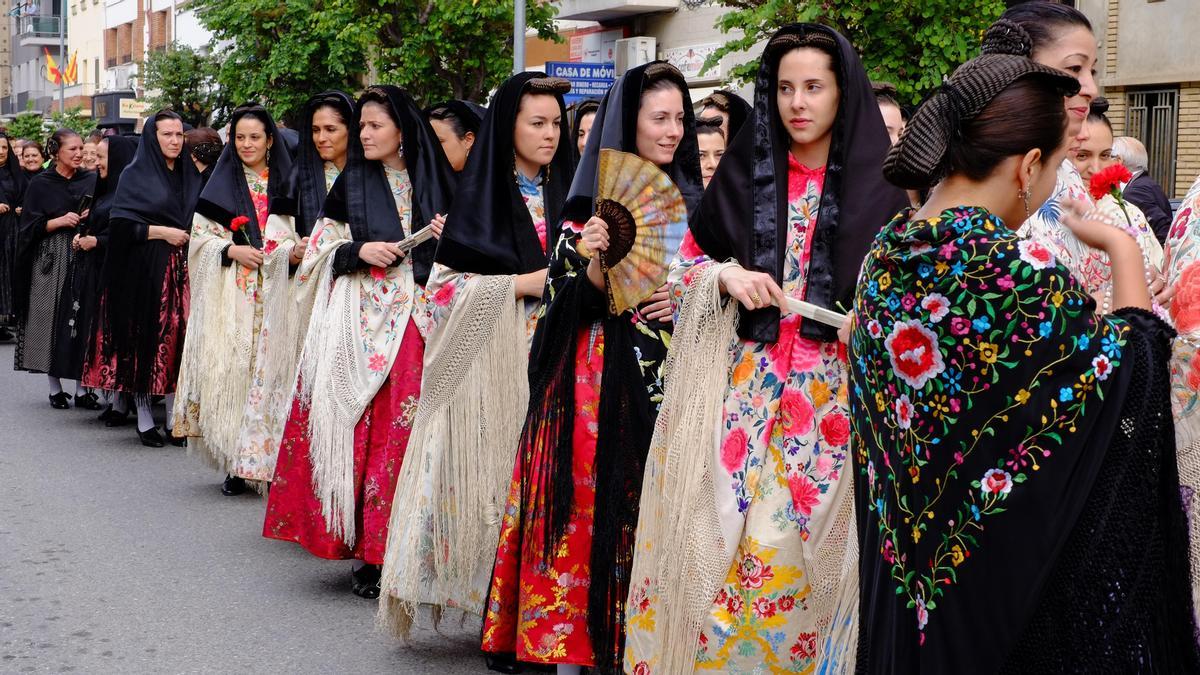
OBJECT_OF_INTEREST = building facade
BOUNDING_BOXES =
[1080,0,1200,198]
[6,0,67,114]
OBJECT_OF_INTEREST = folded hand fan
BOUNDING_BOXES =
[594,148,688,315]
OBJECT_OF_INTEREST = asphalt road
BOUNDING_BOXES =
[0,343,487,674]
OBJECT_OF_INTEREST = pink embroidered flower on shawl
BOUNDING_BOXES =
[720,427,749,474]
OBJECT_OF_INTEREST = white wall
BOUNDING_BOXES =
[104,0,136,29]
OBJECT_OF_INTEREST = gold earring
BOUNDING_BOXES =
[1020,187,1031,219]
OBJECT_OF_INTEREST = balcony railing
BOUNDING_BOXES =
[17,15,65,39]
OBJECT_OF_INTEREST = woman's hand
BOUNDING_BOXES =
[227,244,264,270]
[0,203,11,214]
[160,227,189,247]
[1148,266,1175,308]
[580,216,609,256]
[48,212,81,231]
[76,235,98,252]
[717,265,787,311]
[515,268,548,299]
[359,241,405,267]
[838,311,855,345]
[289,237,309,265]
[641,284,673,322]
[430,213,447,240]
[1061,200,1138,254]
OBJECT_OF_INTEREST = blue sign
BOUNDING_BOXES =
[545,61,616,105]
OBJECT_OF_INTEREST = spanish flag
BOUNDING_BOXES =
[62,50,77,85]
[44,47,61,85]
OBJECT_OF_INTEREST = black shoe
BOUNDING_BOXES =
[221,474,247,496]
[166,431,187,448]
[49,392,71,409]
[0,328,13,342]
[74,392,103,411]
[137,427,165,448]
[350,564,381,599]
[104,409,132,427]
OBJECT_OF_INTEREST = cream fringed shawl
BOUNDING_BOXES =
[624,261,859,674]
[295,215,416,547]
[378,272,528,639]
[172,211,266,468]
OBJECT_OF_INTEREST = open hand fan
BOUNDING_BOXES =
[595,148,688,315]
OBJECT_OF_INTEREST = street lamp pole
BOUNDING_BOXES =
[513,0,525,74]
[57,10,64,111]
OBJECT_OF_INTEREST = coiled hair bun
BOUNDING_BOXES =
[981,19,1033,57]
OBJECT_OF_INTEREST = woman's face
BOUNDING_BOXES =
[0,138,10,164]
[513,93,561,173]
[879,102,905,146]
[698,132,725,188]
[776,47,840,157]
[359,101,402,161]
[157,118,186,161]
[575,111,596,156]
[635,84,685,166]
[1031,26,1098,152]
[57,135,84,171]
[311,105,350,164]
[430,118,473,172]
[82,141,99,170]
[234,115,272,170]
[97,138,111,179]
[22,145,43,170]
[1071,118,1115,185]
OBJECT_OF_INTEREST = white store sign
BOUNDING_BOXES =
[661,44,721,81]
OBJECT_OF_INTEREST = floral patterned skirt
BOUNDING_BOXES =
[262,319,424,564]
[482,328,601,666]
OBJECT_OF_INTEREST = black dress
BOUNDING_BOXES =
[13,167,96,375]
[0,159,28,319]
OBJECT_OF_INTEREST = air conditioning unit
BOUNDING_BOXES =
[615,37,656,76]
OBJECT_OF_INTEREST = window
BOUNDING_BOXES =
[1125,88,1179,191]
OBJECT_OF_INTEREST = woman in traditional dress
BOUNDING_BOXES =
[83,135,138,425]
[219,91,356,497]
[53,135,137,414]
[695,115,725,189]
[378,72,575,640]
[172,104,297,492]
[481,60,702,674]
[624,25,907,674]
[13,129,96,408]
[427,100,485,173]
[851,50,1197,672]
[83,110,201,447]
[21,142,46,176]
[262,86,455,598]
[82,133,100,172]
[0,132,29,341]
[1166,172,1200,630]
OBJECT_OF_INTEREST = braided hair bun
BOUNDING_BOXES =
[981,19,1034,57]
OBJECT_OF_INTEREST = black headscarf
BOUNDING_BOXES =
[689,23,908,343]
[702,89,753,142]
[271,91,357,236]
[0,134,29,207]
[88,135,138,239]
[569,98,601,165]
[322,85,456,286]
[110,110,203,231]
[435,73,575,276]
[195,104,294,248]
[276,127,300,156]
[427,99,486,137]
[563,60,704,224]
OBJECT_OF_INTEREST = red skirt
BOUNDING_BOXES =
[482,327,601,666]
[262,319,424,564]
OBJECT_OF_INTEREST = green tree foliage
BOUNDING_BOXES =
[6,107,46,143]
[371,0,560,103]
[51,106,98,138]
[190,0,560,122]
[140,43,229,127]
[708,0,1007,104]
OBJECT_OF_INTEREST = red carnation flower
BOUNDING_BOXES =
[230,215,250,232]
[1088,164,1132,202]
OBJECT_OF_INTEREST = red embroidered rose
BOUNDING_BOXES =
[819,411,850,447]
[787,472,821,516]
[885,319,945,389]
[1171,262,1200,335]
[981,468,1013,497]
[432,282,457,307]
[752,597,777,619]
[632,662,651,675]
[777,595,796,612]
[1171,206,1193,241]
[720,427,749,474]
[780,388,815,435]
[790,633,818,662]
[368,353,387,373]
[1088,164,1132,201]
[1017,239,1056,270]
[736,553,774,590]
[894,395,914,430]
[263,239,279,255]
[726,593,744,615]
[230,215,250,232]
[370,265,388,281]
